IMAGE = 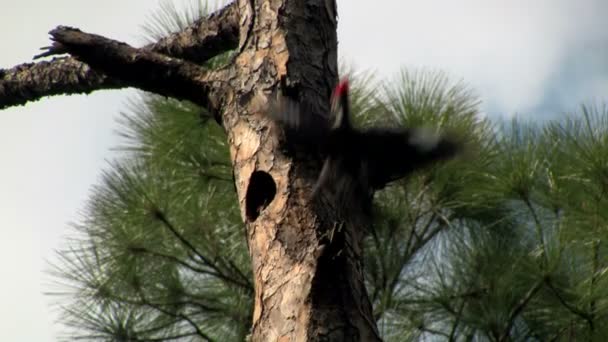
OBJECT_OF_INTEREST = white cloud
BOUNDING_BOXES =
[337,0,608,116]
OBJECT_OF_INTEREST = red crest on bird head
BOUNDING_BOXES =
[333,78,349,100]
[330,78,350,129]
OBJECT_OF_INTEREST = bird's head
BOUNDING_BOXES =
[330,78,351,130]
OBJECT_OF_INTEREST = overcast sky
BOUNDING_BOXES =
[0,0,606,340]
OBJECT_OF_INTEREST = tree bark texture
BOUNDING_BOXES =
[0,1,381,341]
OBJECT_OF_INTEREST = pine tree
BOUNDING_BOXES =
[2,1,607,341]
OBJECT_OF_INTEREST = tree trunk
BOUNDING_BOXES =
[225,1,380,340]
[0,0,381,340]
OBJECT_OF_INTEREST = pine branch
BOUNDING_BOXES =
[105,292,224,318]
[544,277,593,327]
[522,196,548,267]
[448,296,466,341]
[589,239,600,334]
[152,208,252,291]
[403,182,433,254]
[128,246,226,279]
[416,211,446,250]
[130,245,253,294]
[138,291,217,342]
[221,258,254,292]
[97,290,227,341]
[417,325,451,338]
[125,332,201,342]
[498,279,544,342]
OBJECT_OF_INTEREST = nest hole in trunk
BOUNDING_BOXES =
[245,170,277,221]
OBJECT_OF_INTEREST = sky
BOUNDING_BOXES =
[0,0,606,340]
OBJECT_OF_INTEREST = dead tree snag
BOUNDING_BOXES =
[0,1,384,341]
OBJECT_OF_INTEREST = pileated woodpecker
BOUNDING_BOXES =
[271,78,461,208]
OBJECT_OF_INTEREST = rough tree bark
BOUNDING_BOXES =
[0,0,381,341]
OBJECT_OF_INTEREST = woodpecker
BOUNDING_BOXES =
[271,78,461,208]
[325,79,461,189]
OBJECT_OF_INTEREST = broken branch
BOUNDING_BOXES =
[0,58,121,109]
[0,2,239,111]
[2,26,229,112]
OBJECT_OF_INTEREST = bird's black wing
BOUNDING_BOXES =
[361,127,461,189]
[268,96,331,149]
